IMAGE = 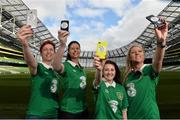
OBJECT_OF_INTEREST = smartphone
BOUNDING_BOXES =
[146,15,165,28]
[26,9,38,28]
[60,20,69,31]
[96,41,108,59]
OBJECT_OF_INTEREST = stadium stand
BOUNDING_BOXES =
[0,0,179,69]
[0,0,59,69]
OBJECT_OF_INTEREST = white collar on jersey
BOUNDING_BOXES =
[40,62,53,69]
[139,64,147,73]
[67,60,80,68]
[132,64,148,74]
[103,79,116,88]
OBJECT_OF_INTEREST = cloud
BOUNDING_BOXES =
[69,20,105,51]
[22,0,170,51]
[23,0,66,20]
[73,8,107,18]
[100,0,170,50]
[70,0,169,50]
[88,0,132,16]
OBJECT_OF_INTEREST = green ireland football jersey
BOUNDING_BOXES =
[125,64,160,119]
[94,80,128,119]
[60,61,87,113]
[27,63,60,118]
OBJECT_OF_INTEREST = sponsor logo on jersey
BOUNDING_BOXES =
[50,79,58,93]
[126,83,136,97]
[108,100,118,113]
[80,76,86,89]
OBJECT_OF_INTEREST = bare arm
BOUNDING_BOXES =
[153,20,168,73]
[52,30,69,73]
[93,56,104,86]
[122,110,127,120]
[16,25,37,75]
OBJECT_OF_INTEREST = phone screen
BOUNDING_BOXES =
[96,41,108,59]
[146,15,165,28]
[26,9,37,28]
[61,20,69,31]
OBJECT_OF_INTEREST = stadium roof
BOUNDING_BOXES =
[0,0,59,55]
[0,0,180,61]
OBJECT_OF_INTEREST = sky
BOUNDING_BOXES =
[23,0,170,51]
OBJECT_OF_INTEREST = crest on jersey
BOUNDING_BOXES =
[116,92,123,100]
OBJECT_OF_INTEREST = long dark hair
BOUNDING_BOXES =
[103,60,122,84]
[66,41,81,61]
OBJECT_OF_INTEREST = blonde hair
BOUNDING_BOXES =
[122,44,145,84]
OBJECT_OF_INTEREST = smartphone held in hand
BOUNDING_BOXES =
[146,15,165,28]
[26,9,38,28]
[96,41,108,59]
[60,20,69,31]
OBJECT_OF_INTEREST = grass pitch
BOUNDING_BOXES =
[0,70,179,118]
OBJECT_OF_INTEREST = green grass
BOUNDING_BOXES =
[0,71,179,118]
[157,71,180,118]
[0,74,30,118]
[0,66,29,74]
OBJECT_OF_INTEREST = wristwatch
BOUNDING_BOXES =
[157,41,166,48]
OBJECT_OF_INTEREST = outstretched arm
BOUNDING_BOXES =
[93,56,104,86]
[153,19,168,73]
[16,25,37,75]
[53,30,69,73]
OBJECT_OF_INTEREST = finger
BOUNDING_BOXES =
[24,33,33,38]
[94,59,101,66]
[18,34,33,42]
[19,25,32,32]
[19,31,33,38]
[93,60,101,67]
[94,56,100,61]
[18,27,33,36]
[62,33,69,38]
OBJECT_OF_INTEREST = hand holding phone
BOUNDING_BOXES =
[96,41,108,59]
[60,20,69,31]
[146,15,165,28]
[26,9,38,28]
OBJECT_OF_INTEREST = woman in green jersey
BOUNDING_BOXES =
[123,18,168,119]
[17,25,60,119]
[93,58,128,120]
[53,30,88,119]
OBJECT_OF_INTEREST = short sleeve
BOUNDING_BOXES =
[143,64,159,85]
[121,87,129,110]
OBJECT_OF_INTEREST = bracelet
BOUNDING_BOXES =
[157,41,166,48]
